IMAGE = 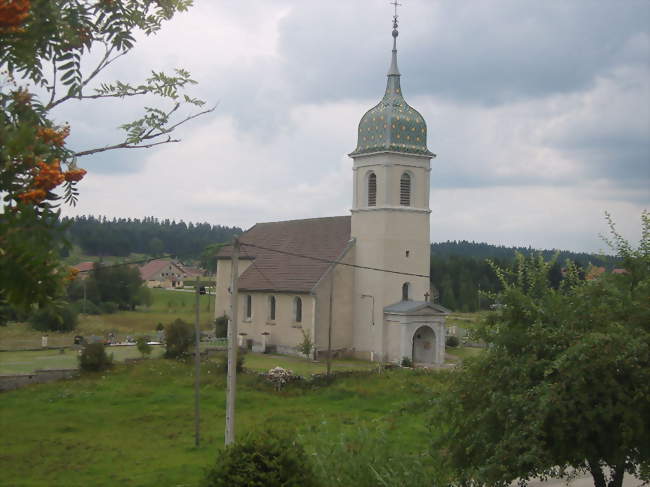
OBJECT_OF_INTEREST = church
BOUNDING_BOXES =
[213,15,448,366]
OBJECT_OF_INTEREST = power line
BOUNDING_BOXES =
[239,241,430,279]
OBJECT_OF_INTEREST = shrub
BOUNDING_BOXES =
[214,314,228,338]
[296,328,314,357]
[445,335,460,348]
[164,318,194,359]
[202,430,319,487]
[217,351,245,374]
[72,299,101,315]
[79,343,113,372]
[30,304,78,332]
[136,336,152,358]
[99,301,119,314]
[400,356,413,368]
[156,322,164,331]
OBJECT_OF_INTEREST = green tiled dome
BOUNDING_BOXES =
[351,41,432,157]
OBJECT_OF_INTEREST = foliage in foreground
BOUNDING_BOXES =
[202,430,319,487]
[306,425,440,487]
[78,342,113,372]
[0,0,207,312]
[431,212,650,487]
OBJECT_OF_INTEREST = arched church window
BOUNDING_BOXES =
[367,172,377,207]
[294,297,302,323]
[269,296,276,321]
[400,172,411,206]
[402,282,410,301]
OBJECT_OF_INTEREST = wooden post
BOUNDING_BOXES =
[326,269,333,376]
[193,278,201,447]
[225,237,240,445]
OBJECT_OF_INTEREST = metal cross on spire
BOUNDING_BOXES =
[391,0,402,32]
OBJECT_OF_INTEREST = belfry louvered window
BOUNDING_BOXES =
[400,173,411,206]
[368,172,377,206]
[269,296,276,321]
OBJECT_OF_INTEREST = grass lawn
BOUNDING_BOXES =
[0,358,448,486]
[0,347,375,376]
[445,346,484,363]
[0,346,165,374]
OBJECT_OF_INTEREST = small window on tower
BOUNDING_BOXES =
[405,250,410,258]
[368,172,377,207]
[400,172,411,206]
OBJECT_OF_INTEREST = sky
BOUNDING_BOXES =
[54,0,649,253]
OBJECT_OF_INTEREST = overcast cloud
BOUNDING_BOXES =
[55,0,650,253]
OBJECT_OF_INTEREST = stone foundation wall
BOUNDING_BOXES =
[0,369,79,392]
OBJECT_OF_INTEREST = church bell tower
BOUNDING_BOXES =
[350,12,434,360]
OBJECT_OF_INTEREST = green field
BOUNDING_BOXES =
[0,288,216,351]
[0,358,447,486]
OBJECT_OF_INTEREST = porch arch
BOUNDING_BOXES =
[411,325,436,364]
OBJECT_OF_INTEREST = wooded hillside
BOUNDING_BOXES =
[62,215,242,258]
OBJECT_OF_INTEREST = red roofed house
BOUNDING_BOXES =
[140,259,189,288]
[213,26,448,365]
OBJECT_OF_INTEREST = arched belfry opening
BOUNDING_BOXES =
[400,172,411,206]
[367,172,377,206]
[412,325,435,364]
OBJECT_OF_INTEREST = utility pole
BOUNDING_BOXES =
[326,272,334,376]
[193,276,201,447]
[225,236,240,445]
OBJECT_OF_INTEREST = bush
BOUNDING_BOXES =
[156,322,164,331]
[164,319,194,359]
[445,335,460,348]
[400,356,413,368]
[79,343,113,372]
[214,314,228,338]
[202,430,319,487]
[30,304,78,332]
[99,301,119,314]
[136,336,152,358]
[296,328,314,357]
[72,299,101,315]
[217,351,245,374]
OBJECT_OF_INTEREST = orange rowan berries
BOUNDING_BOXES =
[0,0,30,33]
[17,188,46,204]
[64,168,87,182]
[36,125,70,147]
[33,160,65,191]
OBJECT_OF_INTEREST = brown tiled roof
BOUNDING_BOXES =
[139,259,184,281]
[218,216,352,293]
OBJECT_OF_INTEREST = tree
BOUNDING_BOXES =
[431,212,650,487]
[163,318,193,359]
[1,0,212,312]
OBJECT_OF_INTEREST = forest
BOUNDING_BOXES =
[62,215,242,259]
[60,217,619,313]
[430,240,617,311]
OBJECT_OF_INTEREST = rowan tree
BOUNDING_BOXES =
[431,212,650,487]
[0,0,212,312]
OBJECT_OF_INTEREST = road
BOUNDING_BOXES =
[525,474,644,486]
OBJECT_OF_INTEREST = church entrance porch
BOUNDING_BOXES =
[412,325,435,364]
[383,300,449,366]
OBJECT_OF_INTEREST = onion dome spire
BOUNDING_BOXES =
[351,6,432,157]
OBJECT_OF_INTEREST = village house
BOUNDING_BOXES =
[139,259,197,288]
[213,18,448,365]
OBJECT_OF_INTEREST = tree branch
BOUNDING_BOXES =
[73,137,179,157]
[47,44,124,110]
[72,103,215,157]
